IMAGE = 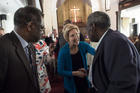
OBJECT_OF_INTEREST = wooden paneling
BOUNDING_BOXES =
[57,0,91,28]
[119,0,140,10]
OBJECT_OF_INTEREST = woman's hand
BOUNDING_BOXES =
[78,68,87,74]
[72,69,87,78]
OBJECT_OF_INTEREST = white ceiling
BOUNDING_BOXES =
[0,0,27,14]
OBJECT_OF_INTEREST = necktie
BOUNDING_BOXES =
[27,44,38,88]
[27,45,33,64]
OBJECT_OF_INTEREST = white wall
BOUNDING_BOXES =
[104,0,119,30]
[106,0,119,30]
[0,0,27,33]
[96,0,119,30]
[121,5,140,36]
[36,0,42,11]
[91,0,102,11]
[4,13,14,33]
[43,0,58,36]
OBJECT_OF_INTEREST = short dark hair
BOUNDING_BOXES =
[87,11,110,30]
[45,36,54,46]
[14,6,43,27]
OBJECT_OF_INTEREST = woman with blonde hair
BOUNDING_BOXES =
[57,24,95,93]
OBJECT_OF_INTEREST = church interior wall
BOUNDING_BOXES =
[0,0,119,36]
[105,0,119,30]
[0,0,27,33]
[91,0,102,11]
[44,0,119,36]
[121,5,140,37]
[43,0,58,36]
[98,0,119,30]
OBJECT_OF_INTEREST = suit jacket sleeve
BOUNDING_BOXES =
[0,40,9,93]
[104,38,138,93]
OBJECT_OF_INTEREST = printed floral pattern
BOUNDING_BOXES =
[34,40,51,93]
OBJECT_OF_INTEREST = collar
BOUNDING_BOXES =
[14,31,28,49]
[95,29,108,50]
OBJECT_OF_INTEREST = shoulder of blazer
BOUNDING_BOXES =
[78,41,89,50]
[101,29,117,43]
[0,32,13,46]
[1,31,23,50]
[0,31,19,56]
[61,43,69,52]
[9,31,21,44]
[9,31,25,49]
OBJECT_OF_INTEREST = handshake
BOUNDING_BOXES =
[72,68,87,78]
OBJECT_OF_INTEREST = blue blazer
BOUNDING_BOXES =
[57,41,95,93]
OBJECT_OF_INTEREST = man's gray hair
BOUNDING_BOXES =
[87,11,110,30]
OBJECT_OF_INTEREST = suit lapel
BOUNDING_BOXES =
[16,45,35,81]
[10,31,35,83]
[92,46,101,67]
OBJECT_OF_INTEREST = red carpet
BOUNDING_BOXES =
[50,75,64,93]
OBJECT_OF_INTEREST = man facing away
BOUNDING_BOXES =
[87,11,140,93]
[0,6,43,93]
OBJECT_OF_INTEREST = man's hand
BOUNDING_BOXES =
[72,68,87,78]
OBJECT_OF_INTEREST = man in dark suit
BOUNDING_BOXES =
[87,11,140,93]
[0,6,43,93]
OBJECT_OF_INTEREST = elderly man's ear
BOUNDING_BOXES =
[27,22,33,32]
[91,24,96,32]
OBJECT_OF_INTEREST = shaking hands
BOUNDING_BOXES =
[72,68,87,78]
